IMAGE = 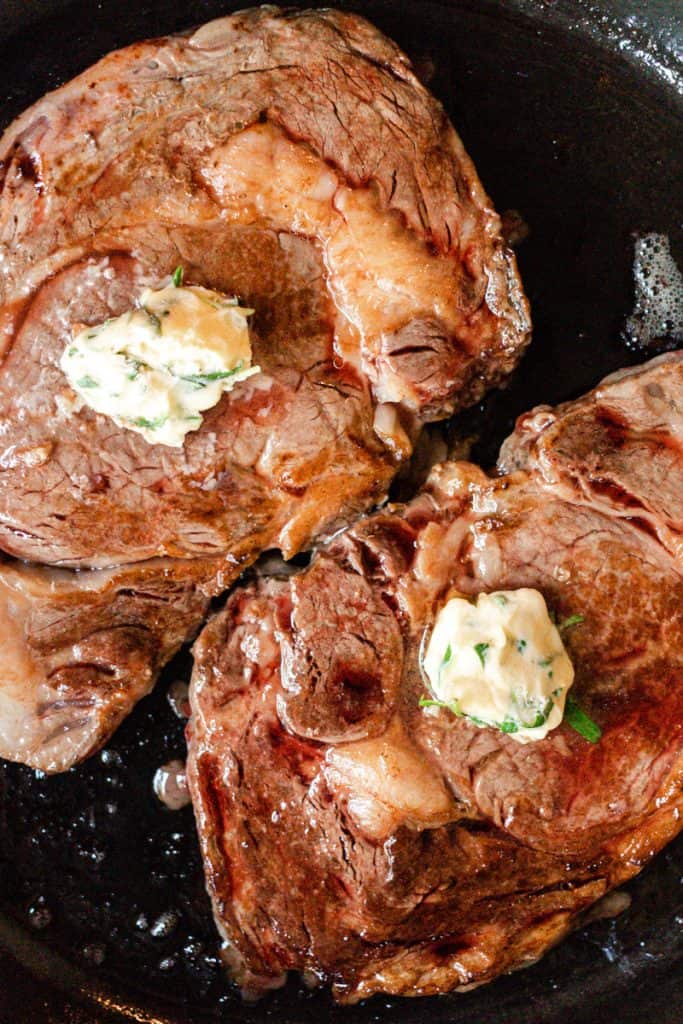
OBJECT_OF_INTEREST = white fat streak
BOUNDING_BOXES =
[198,123,462,403]
[324,718,455,839]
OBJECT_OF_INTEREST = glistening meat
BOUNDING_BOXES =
[0,7,530,770]
[0,556,208,773]
[188,352,683,1002]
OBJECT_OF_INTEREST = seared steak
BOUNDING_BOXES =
[0,7,529,769]
[188,352,683,1002]
[0,6,529,569]
[0,554,209,773]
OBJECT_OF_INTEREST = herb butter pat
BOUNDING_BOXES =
[60,280,259,447]
[421,589,574,743]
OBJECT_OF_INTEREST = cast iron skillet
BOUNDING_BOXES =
[0,2,681,1022]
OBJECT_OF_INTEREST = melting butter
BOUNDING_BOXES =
[60,281,259,447]
[421,589,574,743]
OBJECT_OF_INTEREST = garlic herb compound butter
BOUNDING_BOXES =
[60,275,259,447]
[421,589,575,743]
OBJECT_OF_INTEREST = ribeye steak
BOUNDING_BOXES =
[188,352,683,1002]
[0,7,529,769]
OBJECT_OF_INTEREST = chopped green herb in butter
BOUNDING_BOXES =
[60,276,259,447]
[420,589,577,744]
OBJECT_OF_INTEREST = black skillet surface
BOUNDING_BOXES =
[0,1,682,1022]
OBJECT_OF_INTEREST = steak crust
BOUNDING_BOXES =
[188,352,683,1002]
